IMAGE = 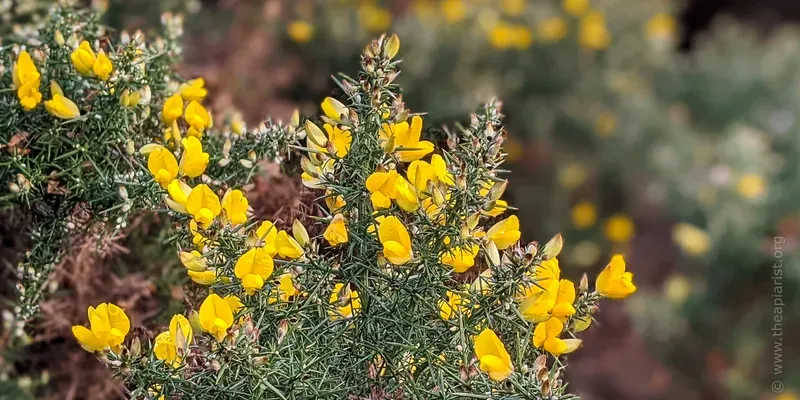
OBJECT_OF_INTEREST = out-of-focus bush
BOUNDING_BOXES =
[267,0,799,398]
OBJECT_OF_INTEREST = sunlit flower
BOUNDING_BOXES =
[72,303,130,353]
[329,283,361,319]
[198,293,234,341]
[571,201,597,229]
[166,179,192,213]
[538,17,568,42]
[366,169,399,209]
[321,97,347,121]
[71,41,97,77]
[275,230,304,259]
[595,254,636,299]
[223,295,245,314]
[287,20,314,43]
[185,100,212,132]
[520,258,561,298]
[147,146,179,188]
[154,314,193,368]
[186,184,221,227]
[474,328,513,381]
[487,215,521,249]
[324,124,352,157]
[381,116,434,162]
[533,317,580,357]
[234,247,275,295]
[393,176,420,212]
[179,78,207,101]
[579,11,611,50]
[179,136,209,178]
[519,280,559,323]
[45,93,80,119]
[407,160,435,192]
[161,93,184,124]
[440,244,480,273]
[221,189,249,226]
[93,50,113,80]
[324,214,349,246]
[603,214,635,243]
[378,216,413,265]
[672,223,710,256]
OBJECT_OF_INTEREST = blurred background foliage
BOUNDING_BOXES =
[1,0,798,399]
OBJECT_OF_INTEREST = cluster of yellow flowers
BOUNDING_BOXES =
[11,39,113,118]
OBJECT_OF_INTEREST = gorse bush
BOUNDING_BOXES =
[35,26,637,400]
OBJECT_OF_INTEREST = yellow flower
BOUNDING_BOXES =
[324,214,349,246]
[594,111,617,137]
[438,290,466,320]
[488,23,517,50]
[185,100,212,132]
[45,93,80,119]
[329,283,362,319]
[189,220,208,247]
[223,295,245,314]
[441,0,466,23]
[70,41,97,77]
[558,163,589,189]
[321,97,347,121]
[664,274,692,305]
[533,317,580,357]
[13,50,40,89]
[501,0,525,16]
[161,93,184,124]
[324,124,352,158]
[538,17,568,42]
[474,328,513,381]
[287,20,314,43]
[520,258,561,298]
[737,173,766,199]
[571,201,597,229]
[301,158,334,189]
[235,247,275,295]
[269,274,301,304]
[230,112,246,135]
[119,88,141,107]
[154,314,193,368]
[179,78,207,102]
[519,280,559,323]
[550,279,576,320]
[430,154,455,186]
[646,13,676,41]
[179,136,209,178]
[222,189,249,226]
[562,0,589,17]
[188,269,216,285]
[147,146,179,188]
[672,223,710,256]
[382,116,434,162]
[198,293,234,342]
[166,179,192,213]
[254,220,279,255]
[378,216,413,265]
[17,79,42,111]
[393,176,420,212]
[72,303,130,353]
[440,244,479,273]
[179,250,206,272]
[595,254,636,299]
[603,214,635,243]
[487,215,521,249]
[186,184,222,227]
[325,190,346,213]
[366,169,399,209]
[408,160,435,192]
[93,50,113,81]
[579,11,611,50]
[275,230,304,259]
[358,4,392,32]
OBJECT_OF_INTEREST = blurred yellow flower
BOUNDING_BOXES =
[198,293,233,341]
[438,290,466,320]
[287,20,314,43]
[71,41,96,77]
[179,136,210,178]
[186,184,221,227]
[120,88,141,107]
[594,111,617,137]
[672,222,710,256]
[234,247,275,295]
[501,0,525,16]
[329,283,361,319]
[603,214,635,243]
[147,146,179,188]
[221,189,249,226]
[571,201,597,229]
[379,216,413,265]
[474,328,513,381]
[488,22,533,50]
[487,215,521,249]
[179,78,207,102]
[162,93,184,124]
[646,13,677,41]
[324,214,349,246]
[93,50,113,81]
[269,273,301,304]
[563,0,589,17]
[325,190,346,213]
[579,11,611,50]
[441,0,466,23]
[664,274,692,304]
[72,303,130,353]
[538,17,568,43]
[558,163,588,190]
[736,173,766,199]
[45,93,80,119]
[596,254,636,299]
[359,4,392,32]
[533,317,580,356]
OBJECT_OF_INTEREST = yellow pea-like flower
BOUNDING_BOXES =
[93,50,113,81]
[393,176,420,212]
[430,154,455,186]
[44,93,80,119]
[179,78,207,102]
[378,216,413,265]
[268,273,301,304]
[13,50,41,89]
[487,215,521,250]
[147,146,179,188]
[185,184,221,227]
[161,93,184,124]
[179,250,207,272]
[254,220,280,256]
[393,116,434,162]
[440,244,479,273]
[188,269,216,285]
[198,293,234,342]
[550,279,577,321]
[474,328,513,381]
[325,190,346,213]
[221,189,249,226]
[407,160,435,192]
[179,136,210,178]
[519,258,561,299]
[520,279,576,322]
[321,97,347,121]
[119,88,141,107]
[154,314,193,368]
[223,295,245,314]
[70,41,97,77]
[17,79,42,111]
[166,179,192,213]
[329,283,361,319]
[595,254,636,299]
[438,291,466,321]
[185,101,211,131]
[275,230,304,259]
[234,247,274,295]
[324,124,352,158]
[366,170,399,207]
[72,303,130,354]
[324,214,349,246]
[533,317,581,357]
